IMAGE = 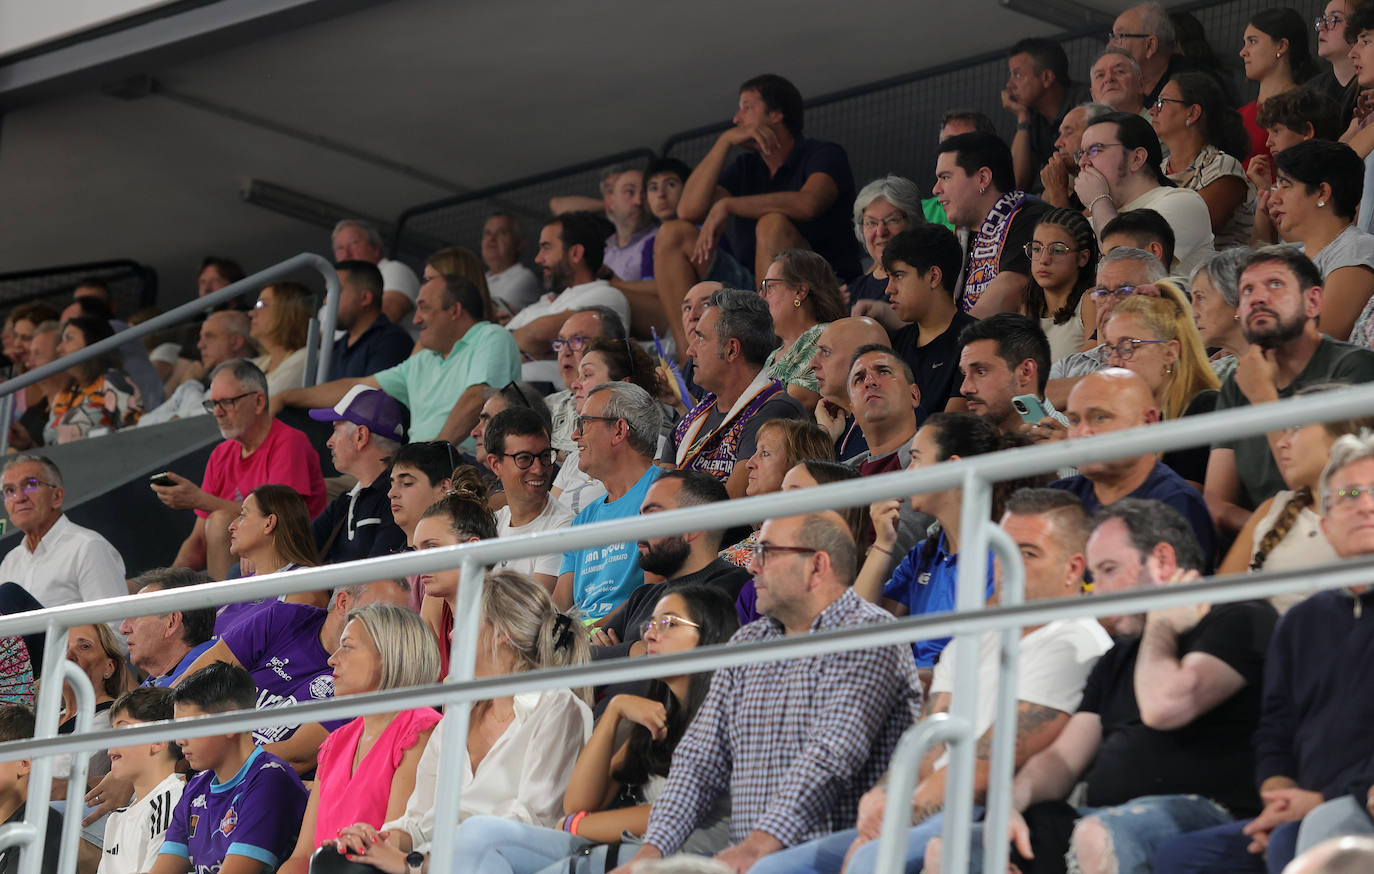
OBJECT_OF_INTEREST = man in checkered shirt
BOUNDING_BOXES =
[612,510,924,872]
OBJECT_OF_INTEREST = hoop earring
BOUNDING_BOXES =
[793,299,801,308]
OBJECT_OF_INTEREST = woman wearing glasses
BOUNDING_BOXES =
[248,281,314,396]
[1309,0,1359,123]
[1189,247,1250,382]
[757,249,848,412]
[446,583,739,873]
[1103,293,1220,487]
[1238,8,1318,164]
[1019,209,1099,362]
[1151,72,1256,249]
[846,175,925,313]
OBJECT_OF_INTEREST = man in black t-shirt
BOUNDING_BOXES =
[925,499,1276,874]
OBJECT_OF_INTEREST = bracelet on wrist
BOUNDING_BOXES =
[1087,194,1114,216]
[872,545,893,556]
[568,811,589,835]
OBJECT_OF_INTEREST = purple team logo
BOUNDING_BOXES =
[309,674,334,700]
[217,808,238,837]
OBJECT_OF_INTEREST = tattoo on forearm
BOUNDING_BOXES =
[976,703,1066,761]
[911,800,944,826]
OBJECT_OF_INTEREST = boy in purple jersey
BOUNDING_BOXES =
[152,663,307,874]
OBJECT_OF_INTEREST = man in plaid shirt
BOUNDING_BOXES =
[612,511,924,872]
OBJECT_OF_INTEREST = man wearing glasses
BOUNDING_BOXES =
[152,359,325,577]
[1107,3,1191,105]
[0,454,125,609]
[485,407,573,593]
[612,511,921,874]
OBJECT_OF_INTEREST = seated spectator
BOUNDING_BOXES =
[718,418,834,566]
[1237,8,1316,165]
[470,381,553,495]
[1099,207,1177,271]
[453,583,740,869]
[807,316,889,461]
[760,249,846,409]
[1051,368,1216,564]
[0,583,44,707]
[278,603,441,874]
[616,511,921,872]
[856,412,1007,670]
[410,471,494,672]
[274,273,518,447]
[507,212,630,380]
[547,307,628,458]
[1153,73,1255,251]
[1021,208,1099,362]
[1091,48,1149,118]
[120,567,215,687]
[1104,293,1220,485]
[847,175,925,308]
[1264,140,1374,343]
[247,281,312,396]
[927,498,1276,874]
[1156,433,1374,873]
[337,571,592,867]
[555,336,663,515]
[0,454,126,609]
[1205,246,1374,534]
[47,315,141,444]
[7,306,61,446]
[151,663,308,874]
[329,261,413,379]
[934,132,1048,316]
[332,219,420,327]
[1219,384,1372,611]
[939,108,998,141]
[64,290,166,410]
[98,688,184,874]
[139,311,254,427]
[557,383,664,622]
[1039,102,1094,209]
[1246,87,1342,221]
[1191,247,1250,382]
[959,313,1066,438]
[674,280,718,402]
[195,255,246,302]
[665,288,804,496]
[602,169,655,283]
[757,488,1112,873]
[1077,111,1214,274]
[0,704,64,874]
[308,386,408,564]
[152,359,325,575]
[218,485,325,626]
[1309,1,1358,119]
[843,346,922,476]
[1003,37,1083,192]
[486,408,574,592]
[481,212,543,317]
[422,246,498,324]
[179,578,410,775]
[880,226,979,416]
[59,623,135,788]
[384,441,455,609]
[592,472,749,660]
[1343,5,1374,234]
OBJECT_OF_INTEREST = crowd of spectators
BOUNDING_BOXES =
[11,3,1374,872]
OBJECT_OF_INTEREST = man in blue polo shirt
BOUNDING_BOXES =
[121,568,216,688]
[328,261,413,379]
[1049,368,1216,569]
[273,274,518,450]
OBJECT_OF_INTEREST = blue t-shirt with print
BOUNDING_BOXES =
[882,531,996,667]
[559,465,664,622]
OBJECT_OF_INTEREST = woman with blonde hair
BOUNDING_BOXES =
[1103,292,1220,486]
[57,623,135,787]
[720,419,836,567]
[337,570,593,870]
[250,281,314,394]
[759,249,848,410]
[280,603,441,874]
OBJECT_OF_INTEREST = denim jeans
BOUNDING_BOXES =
[1153,816,1300,874]
[452,815,601,874]
[749,809,982,874]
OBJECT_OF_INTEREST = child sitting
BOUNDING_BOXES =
[0,704,63,874]
[98,687,185,874]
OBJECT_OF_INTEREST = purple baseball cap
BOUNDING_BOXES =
[308,385,407,441]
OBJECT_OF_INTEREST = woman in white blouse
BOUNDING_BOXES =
[336,569,593,870]
[249,281,313,395]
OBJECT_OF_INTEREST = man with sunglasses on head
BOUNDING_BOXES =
[485,407,573,593]
[0,454,125,609]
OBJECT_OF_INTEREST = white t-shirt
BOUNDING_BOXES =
[378,258,420,302]
[495,495,575,579]
[930,618,1112,769]
[0,514,127,609]
[98,772,185,874]
[504,280,630,334]
[486,263,543,315]
[1120,186,1215,277]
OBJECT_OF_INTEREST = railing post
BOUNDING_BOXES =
[314,269,340,386]
[426,555,485,874]
[55,663,95,874]
[874,714,972,874]
[982,526,1024,874]
[21,619,69,874]
[0,392,13,457]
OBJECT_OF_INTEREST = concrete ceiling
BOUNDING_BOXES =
[0,0,1147,305]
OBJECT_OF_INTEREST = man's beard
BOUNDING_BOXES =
[1243,308,1305,350]
[638,535,691,578]
[544,260,574,294]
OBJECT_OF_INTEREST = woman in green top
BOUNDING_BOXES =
[757,248,847,413]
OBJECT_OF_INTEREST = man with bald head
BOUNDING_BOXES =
[1050,367,1215,566]
[1040,103,1093,209]
[140,311,256,426]
[1109,3,1180,104]
[809,316,888,459]
[678,280,722,402]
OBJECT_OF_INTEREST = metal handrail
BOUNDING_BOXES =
[1,381,1372,874]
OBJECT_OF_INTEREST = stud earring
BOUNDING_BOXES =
[1318,200,1327,207]
[793,298,801,308]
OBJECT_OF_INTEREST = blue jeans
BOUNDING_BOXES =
[953,795,1232,873]
[452,815,606,874]
[1153,817,1300,874]
[749,810,979,874]
[1296,796,1374,854]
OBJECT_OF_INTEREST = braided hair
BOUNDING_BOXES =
[1021,209,1098,325]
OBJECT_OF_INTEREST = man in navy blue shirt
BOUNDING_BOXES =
[1049,368,1216,569]
[328,261,413,380]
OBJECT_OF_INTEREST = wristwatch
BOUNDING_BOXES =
[404,851,424,874]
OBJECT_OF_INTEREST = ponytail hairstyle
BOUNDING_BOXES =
[479,569,591,703]
[419,464,495,542]
[613,584,740,787]
[1021,208,1098,325]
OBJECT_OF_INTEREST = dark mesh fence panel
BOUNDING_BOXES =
[0,261,158,321]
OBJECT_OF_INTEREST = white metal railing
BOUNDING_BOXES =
[0,382,1371,874]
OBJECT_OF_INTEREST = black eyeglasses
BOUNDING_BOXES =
[1,478,56,500]
[500,449,554,470]
[751,542,820,567]
[1153,96,1189,111]
[420,440,458,472]
[551,336,590,354]
[502,381,533,410]
[1315,13,1345,31]
[1106,31,1150,42]
[1089,285,1140,300]
[201,392,257,414]
[1074,142,1125,163]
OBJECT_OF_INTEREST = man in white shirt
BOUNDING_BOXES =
[0,454,126,608]
[331,219,421,328]
[486,407,573,592]
[480,212,542,317]
[507,212,631,383]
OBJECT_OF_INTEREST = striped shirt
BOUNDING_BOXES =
[642,588,923,854]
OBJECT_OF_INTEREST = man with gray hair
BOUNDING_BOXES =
[120,567,216,687]
[555,381,665,623]
[140,310,255,426]
[332,218,421,327]
[1108,2,1178,104]
[480,212,542,316]
[307,386,408,565]
[1090,48,1149,117]
[152,359,325,577]
[0,454,126,609]
[664,288,804,497]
